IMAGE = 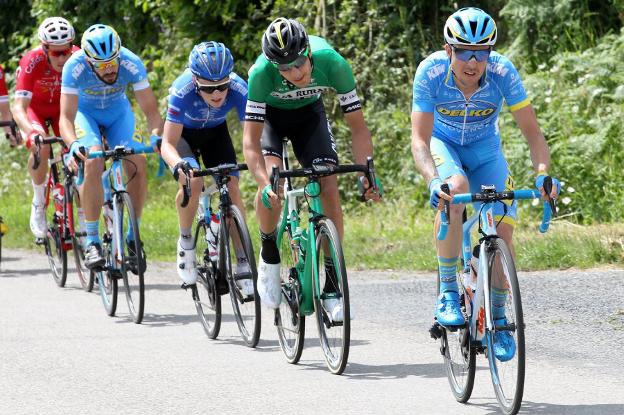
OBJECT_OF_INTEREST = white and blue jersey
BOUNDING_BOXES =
[412,51,529,146]
[61,47,151,149]
[166,69,247,129]
[412,51,531,226]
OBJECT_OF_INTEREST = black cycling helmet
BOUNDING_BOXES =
[261,17,309,65]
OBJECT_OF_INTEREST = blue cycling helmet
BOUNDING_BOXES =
[444,8,497,46]
[188,41,234,81]
[81,24,121,62]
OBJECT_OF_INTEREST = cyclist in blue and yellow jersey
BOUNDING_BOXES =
[243,17,381,319]
[411,8,560,361]
[60,24,163,271]
[160,41,251,294]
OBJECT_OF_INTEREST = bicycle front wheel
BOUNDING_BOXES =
[95,238,117,316]
[194,219,221,339]
[485,238,525,415]
[118,193,145,324]
[45,208,67,287]
[314,218,350,374]
[222,205,261,347]
[69,183,91,291]
[275,223,305,364]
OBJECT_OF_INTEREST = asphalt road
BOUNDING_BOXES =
[1,248,623,414]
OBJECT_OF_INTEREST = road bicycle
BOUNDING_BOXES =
[77,144,157,324]
[30,135,87,288]
[270,141,378,374]
[180,163,260,347]
[430,179,556,415]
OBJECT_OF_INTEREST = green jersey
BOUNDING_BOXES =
[245,35,362,122]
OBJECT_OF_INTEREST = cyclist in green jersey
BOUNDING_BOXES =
[243,17,381,316]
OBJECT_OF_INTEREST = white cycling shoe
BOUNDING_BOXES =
[256,257,281,309]
[177,240,198,286]
[235,259,255,296]
[322,298,344,323]
[30,203,47,239]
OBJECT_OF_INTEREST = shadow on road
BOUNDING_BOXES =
[0,267,50,277]
[468,399,624,415]
[126,312,237,327]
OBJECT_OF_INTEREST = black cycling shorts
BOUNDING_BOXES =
[176,122,237,170]
[260,99,338,167]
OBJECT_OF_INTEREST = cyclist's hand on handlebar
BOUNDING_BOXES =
[428,177,452,209]
[358,176,383,202]
[535,174,561,200]
[150,135,162,154]
[261,184,279,210]
[67,141,87,173]
[172,160,193,185]
[25,131,43,153]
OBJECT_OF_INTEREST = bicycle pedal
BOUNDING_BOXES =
[429,322,443,340]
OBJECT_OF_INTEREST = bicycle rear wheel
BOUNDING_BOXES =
[69,183,91,291]
[275,224,305,364]
[194,219,221,339]
[314,218,350,374]
[222,205,261,347]
[118,193,145,324]
[45,208,67,287]
[485,238,525,415]
[95,236,117,316]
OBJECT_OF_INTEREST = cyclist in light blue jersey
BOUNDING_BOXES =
[411,8,560,361]
[160,41,250,290]
[60,24,163,270]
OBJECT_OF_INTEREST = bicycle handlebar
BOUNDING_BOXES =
[31,136,65,170]
[436,180,558,240]
[178,163,248,208]
[0,120,19,145]
[269,157,379,200]
[74,144,157,186]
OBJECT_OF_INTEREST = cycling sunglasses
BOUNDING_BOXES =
[44,46,73,57]
[275,48,309,71]
[452,46,491,62]
[89,57,119,71]
[195,79,231,94]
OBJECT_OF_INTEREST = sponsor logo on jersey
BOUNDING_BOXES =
[338,89,359,105]
[244,113,264,122]
[437,107,495,117]
[270,86,329,100]
[343,102,362,112]
[25,54,45,74]
[72,62,86,80]
[83,86,124,96]
[245,101,266,114]
[487,62,509,77]
[120,59,140,76]
[172,81,194,98]
[427,64,446,80]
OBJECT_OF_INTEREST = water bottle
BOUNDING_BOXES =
[207,212,220,261]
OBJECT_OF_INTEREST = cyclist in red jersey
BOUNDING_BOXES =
[0,64,17,146]
[12,17,78,239]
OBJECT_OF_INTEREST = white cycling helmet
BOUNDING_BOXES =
[38,17,75,45]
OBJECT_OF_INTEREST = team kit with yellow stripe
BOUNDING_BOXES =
[412,50,531,225]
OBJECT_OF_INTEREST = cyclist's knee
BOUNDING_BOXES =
[85,158,104,176]
[190,177,203,195]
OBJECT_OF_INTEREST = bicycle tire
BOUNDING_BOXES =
[314,218,350,374]
[194,219,221,339]
[222,205,261,347]
[45,209,68,287]
[95,236,117,316]
[485,238,525,415]
[118,193,145,324]
[69,183,91,291]
[275,223,305,364]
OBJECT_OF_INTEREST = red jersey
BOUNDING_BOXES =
[0,64,8,103]
[14,45,79,117]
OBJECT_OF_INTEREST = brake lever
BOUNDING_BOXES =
[542,176,557,218]
[180,167,192,208]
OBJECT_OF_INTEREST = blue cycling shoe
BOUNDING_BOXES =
[493,318,516,362]
[435,291,465,326]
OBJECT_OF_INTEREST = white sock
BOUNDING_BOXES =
[32,181,46,206]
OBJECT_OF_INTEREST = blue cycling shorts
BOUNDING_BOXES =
[74,101,145,150]
[430,135,517,226]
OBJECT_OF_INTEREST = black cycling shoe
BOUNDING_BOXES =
[84,243,106,270]
[126,239,146,275]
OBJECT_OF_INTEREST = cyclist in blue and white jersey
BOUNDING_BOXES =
[410,8,560,361]
[60,24,163,270]
[160,42,250,292]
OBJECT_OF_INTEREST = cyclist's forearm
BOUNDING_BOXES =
[411,137,438,184]
[146,112,163,137]
[11,99,34,134]
[59,117,77,146]
[243,135,269,187]
[527,133,551,174]
[0,101,11,121]
[350,128,374,166]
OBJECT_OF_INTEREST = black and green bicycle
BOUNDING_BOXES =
[270,146,378,375]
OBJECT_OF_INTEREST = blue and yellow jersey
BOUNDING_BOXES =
[61,47,149,111]
[412,50,529,145]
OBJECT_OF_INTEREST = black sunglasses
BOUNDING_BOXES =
[195,80,231,94]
